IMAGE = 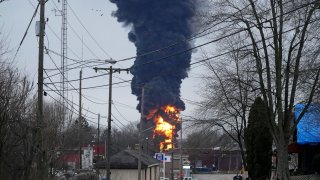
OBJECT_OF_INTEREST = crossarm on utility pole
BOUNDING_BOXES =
[93,66,130,180]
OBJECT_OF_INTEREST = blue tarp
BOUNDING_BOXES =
[294,104,320,145]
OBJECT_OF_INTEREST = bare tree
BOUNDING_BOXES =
[0,28,65,180]
[193,36,259,168]
[198,0,320,179]
[106,122,139,155]
[0,57,34,179]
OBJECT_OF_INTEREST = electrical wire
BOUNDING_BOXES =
[23,0,131,128]
[44,79,131,91]
[43,13,320,92]
[46,91,107,127]
[67,21,100,59]
[111,114,126,128]
[111,0,295,63]
[67,1,112,59]
[45,50,130,120]
[113,101,136,110]
[112,102,132,123]
[43,61,106,80]
[45,52,111,108]
[41,0,266,65]
[45,53,109,118]
[112,120,125,130]
[44,49,107,80]
[44,70,107,127]
[12,2,40,61]
[26,0,84,62]
[29,0,320,128]
[112,3,254,63]
[45,82,107,121]
[44,72,108,84]
[45,48,109,70]
[51,0,102,60]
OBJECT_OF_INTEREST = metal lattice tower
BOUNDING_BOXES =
[60,0,68,127]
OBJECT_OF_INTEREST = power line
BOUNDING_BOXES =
[26,0,84,62]
[13,2,40,61]
[44,81,107,124]
[112,120,125,130]
[51,0,101,63]
[45,81,105,126]
[45,58,118,122]
[45,52,111,113]
[44,54,108,118]
[44,13,320,92]
[113,101,136,110]
[45,48,103,70]
[112,0,296,63]
[112,102,132,123]
[67,1,112,58]
[111,114,126,128]
[67,21,100,59]
[113,2,254,63]
[126,0,320,73]
[109,0,318,71]
[43,61,106,80]
[45,90,107,127]
[44,49,107,80]
[45,79,131,91]
[44,71,109,84]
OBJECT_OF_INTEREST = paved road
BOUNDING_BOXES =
[192,173,241,180]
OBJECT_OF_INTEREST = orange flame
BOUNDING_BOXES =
[152,105,180,151]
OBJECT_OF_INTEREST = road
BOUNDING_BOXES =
[192,173,242,180]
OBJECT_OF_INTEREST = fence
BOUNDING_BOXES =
[291,174,320,180]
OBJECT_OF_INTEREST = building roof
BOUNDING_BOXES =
[95,149,160,169]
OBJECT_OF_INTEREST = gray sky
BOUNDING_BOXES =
[0,0,205,130]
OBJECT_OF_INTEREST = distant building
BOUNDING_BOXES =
[95,149,160,180]
[57,144,105,170]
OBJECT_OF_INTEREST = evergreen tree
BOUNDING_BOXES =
[244,97,273,180]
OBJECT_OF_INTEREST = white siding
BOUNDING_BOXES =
[99,166,159,180]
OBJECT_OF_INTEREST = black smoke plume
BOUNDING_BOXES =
[110,0,196,136]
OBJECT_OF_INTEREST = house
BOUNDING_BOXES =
[287,104,320,174]
[95,149,160,180]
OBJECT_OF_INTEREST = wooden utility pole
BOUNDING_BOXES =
[93,66,129,180]
[171,125,174,180]
[79,70,82,169]
[138,87,145,180]
[97,113,100,159]
[97,113,100,178]
[179,118,183,180]
[37,0,46,178]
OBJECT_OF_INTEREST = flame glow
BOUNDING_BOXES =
[152,105,180,152]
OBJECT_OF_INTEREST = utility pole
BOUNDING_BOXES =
[171,125,174,180]
[138,87,145,180]
[37,0,46,178]
[97,113,100,178]
[79,70,82,169]
[179,118,183,180]
[93,66,129,180]
[97,113,100,160]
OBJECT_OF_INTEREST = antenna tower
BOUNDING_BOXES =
[61,0,68,126]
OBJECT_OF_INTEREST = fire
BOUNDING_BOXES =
[152,105,180,152]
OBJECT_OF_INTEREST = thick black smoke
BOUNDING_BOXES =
[110,0,196,116]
